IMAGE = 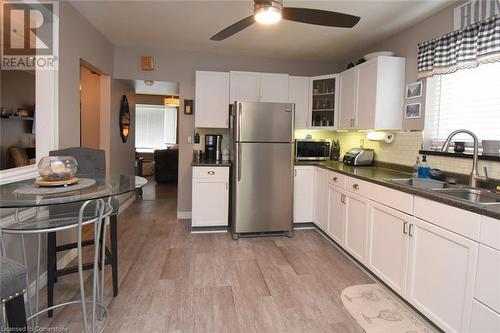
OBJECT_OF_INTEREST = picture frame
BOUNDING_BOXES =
[406,81,422,99]
[184,99,193,115]
[405,103,421,119]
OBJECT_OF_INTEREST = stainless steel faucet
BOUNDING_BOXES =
[441,129,487,187]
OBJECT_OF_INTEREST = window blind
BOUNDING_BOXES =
[424,61,500,144]
[135,104,177,150]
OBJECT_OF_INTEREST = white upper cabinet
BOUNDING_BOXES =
[229,71,289,104]
[338,56,405,130]
[356,60,378,129]
[339,68,357,129]
[195,71,230,128]
[310,74,338,129]
[260,73,289,102]
[229,71,261,103]
[289,76,310,129]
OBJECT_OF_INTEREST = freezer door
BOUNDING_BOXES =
[233,101,294,143]
[232,142,293,233]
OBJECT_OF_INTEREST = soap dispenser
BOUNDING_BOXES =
[412,156,420,178]
[417,155,430,178]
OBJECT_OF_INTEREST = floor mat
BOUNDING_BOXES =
[341,283,438,333]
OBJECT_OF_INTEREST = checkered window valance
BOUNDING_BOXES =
[417,15,500,79]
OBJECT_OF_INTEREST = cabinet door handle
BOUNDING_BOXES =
[333,177,338,182]
[352,183,360,190]
[408,224,414,237]
[306,121,308,127]
[294,169,297,177]
[403,221,408,234]
[226,182,228,190]
[208,171,215,175]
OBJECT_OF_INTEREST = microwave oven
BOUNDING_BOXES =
[295,139,331,160]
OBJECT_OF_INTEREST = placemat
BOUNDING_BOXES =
[14,178,97,195]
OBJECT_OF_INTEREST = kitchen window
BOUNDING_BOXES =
[135,104,177,151]
[424,61,500,145]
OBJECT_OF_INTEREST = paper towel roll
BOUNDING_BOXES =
[367,131,395,143]
[384,133,394,143]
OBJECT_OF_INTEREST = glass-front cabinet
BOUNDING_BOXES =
[310,74,339,129]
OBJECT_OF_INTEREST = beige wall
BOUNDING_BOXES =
[109,79,136,177]
[58,1,114,148]
[113,46,339,213]
[340,1,464,130]
[80,66,101,149]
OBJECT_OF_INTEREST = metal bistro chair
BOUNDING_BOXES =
[47,147,119,317]
[1,257,28,330]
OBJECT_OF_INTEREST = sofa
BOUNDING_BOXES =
[154,148,178,182]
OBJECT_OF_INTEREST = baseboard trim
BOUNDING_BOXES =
[293,222,316,230]
[177,212,192,220]
[118,195,136,214]
[191,226,227,233]
[28,248,78,297]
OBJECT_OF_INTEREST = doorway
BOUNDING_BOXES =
[80,65,101,149]
[133,80,179,184]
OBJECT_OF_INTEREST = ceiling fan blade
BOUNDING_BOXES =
[282,7,360,28]
[210,15,256,41]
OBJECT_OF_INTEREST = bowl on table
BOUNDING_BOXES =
[37,156,78,186]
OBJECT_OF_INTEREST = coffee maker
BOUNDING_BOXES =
[204,134,223,161]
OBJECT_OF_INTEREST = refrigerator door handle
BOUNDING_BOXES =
[237,102,242,142]
[237,143,242,182]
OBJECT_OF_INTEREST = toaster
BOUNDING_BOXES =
[343,148,375,166]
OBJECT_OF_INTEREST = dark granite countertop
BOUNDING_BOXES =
[191,160,231,167]
[295,160,500,220]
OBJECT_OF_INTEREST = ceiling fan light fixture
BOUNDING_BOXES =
[254,0,282,25]
[255,6,282,24]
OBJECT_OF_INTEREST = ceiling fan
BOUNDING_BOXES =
[210,0,360,41]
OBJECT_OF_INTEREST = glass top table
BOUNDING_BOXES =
[0,174,147,209]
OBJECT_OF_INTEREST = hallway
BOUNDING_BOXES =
[42,180,372,332]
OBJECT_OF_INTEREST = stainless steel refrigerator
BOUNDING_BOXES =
[229,101,294,239]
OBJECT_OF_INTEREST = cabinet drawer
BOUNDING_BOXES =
[470,300,500,333]
[480,215,500,251]
[192,166,229,180]
[346,177,371,197]
[327,171,346,188]
[474,245,500,313]
[413,197,480,241]
[369,183,413,215]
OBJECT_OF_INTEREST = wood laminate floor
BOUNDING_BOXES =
[38,179,373,332]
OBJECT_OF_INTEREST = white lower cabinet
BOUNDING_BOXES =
[406,217,478,333]
[327,184,346,245]
[367,202,410,296]
[293,166,314,223]
[344,191,369,264]
[314,168,328,230]
[192,167,229,227]
[469,300,500,333]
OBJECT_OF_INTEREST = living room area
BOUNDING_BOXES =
[134,80,180,185]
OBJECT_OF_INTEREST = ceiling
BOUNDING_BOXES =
[70,0,455,62]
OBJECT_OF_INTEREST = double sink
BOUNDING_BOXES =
[388,178,500,205]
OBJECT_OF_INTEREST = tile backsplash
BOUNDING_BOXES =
[294,130,500,179]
